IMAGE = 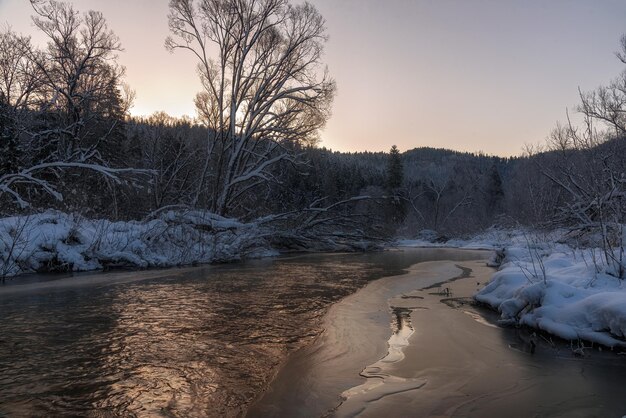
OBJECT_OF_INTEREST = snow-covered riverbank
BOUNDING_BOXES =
[0,211,277,278]
[475,243,626,349]
[0,210,381,279]
[397,228,626,349]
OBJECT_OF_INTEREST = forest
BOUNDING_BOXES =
[0,0,625,278]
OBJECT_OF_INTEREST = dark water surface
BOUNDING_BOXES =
[250,258,626,418]
[0,249,486,417]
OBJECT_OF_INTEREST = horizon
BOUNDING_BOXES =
[2,0,626,156]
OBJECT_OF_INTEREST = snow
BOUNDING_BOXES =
[396,228,626,348]
[0,211,278,278]
[394,227,533,250]
[474,239,626,348]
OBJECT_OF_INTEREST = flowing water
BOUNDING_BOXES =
[249,258,626,418]
[0,249,485,417]
[3,248,626,418]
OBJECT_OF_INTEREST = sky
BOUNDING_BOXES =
[1,0,626,156]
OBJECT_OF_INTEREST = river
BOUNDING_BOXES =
[1,248,625,417]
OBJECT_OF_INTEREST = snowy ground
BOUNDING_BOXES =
[396,229,626,349]
[0,211,277,278]
[476,242,626,349]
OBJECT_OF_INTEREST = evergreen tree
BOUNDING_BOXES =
[385,145,404,191]
[383,145,406,229]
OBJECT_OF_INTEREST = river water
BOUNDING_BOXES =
[250,258,626,418]
[2,249,626,418]
[0,249,484,417]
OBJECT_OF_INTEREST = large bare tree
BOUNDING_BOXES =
[0,30,43,179]
[534,36,626,279]
[0,1,140,210]
[166,0,335,217]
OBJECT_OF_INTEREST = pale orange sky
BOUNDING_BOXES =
[2,0,626,156]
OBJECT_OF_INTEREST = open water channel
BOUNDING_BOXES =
[1,248,625,417]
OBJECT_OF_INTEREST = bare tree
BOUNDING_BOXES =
[29,0,130,159]
[0,30,42,112]
[0,30,43,184]
[576,35,626,137]
[408,164,472,231]
[535,34,626,279]
[0,1,143,210]
[166,0,335,217]
[131,112,201,211]
[538,112,626,279]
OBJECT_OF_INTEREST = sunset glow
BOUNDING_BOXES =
[2,0,625,155]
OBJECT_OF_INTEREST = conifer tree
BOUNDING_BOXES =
[385,145,403,191]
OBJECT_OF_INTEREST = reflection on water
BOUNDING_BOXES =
[0,249,485,417]
[338,305,426,417]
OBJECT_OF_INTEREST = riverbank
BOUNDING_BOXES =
[0,210,384,280]
[476,244,626,349]
[0,210,278,279]
[249,256,626,417]
[398,229,626,349]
